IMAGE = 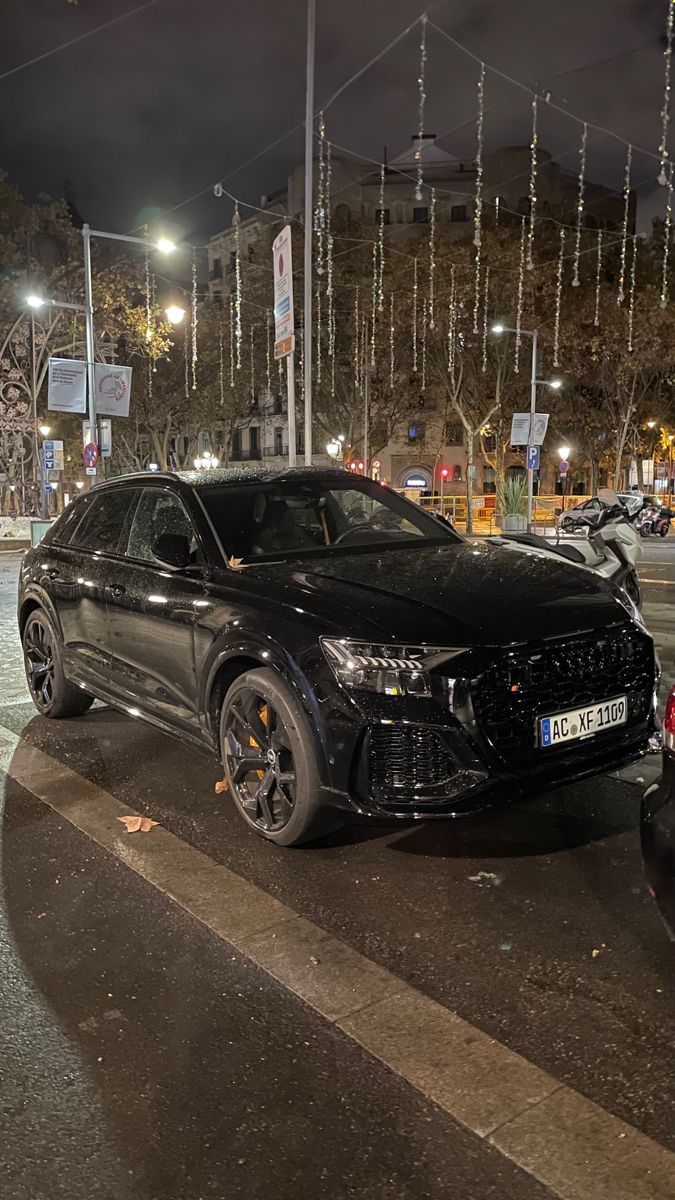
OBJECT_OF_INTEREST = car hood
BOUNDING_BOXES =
[243,541,631,647]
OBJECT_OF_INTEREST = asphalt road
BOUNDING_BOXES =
[2,539,675,1198]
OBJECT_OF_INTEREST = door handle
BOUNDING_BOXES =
[108,584,126,597]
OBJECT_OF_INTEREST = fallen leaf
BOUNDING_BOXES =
[37,912,46,920]
[116,815,159,833]
[215,777,230,794]
[228,556,251,571]
[468,871,502,886]
[591,948,601,958]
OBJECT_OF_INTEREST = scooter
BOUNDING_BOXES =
[652,507,672,538]
[488,488,643,607]
[636,502,659,538]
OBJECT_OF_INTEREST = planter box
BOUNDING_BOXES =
[503,514,528,532]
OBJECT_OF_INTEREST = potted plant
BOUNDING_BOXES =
[497,475,528,531]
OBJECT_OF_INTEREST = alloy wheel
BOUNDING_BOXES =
[24,617,55,712]
[224,690,297,832]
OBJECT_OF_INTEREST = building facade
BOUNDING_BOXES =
[207,137,627,491]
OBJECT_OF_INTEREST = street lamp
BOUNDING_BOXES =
[193,451,219,470]
[558,446,571,513]
[326,439,340,459]
[81,224,179,459]
[440,466,449,509]
[39,424,51,438]
[491,321,562,530]
[165,305,186,325]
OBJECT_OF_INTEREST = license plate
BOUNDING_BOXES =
[539,695,627,748]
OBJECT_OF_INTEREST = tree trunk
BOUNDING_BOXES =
[465,431,474,534]
[590,456,598,496]
[613,382,636,488]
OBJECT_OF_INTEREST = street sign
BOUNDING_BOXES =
[530,413,549,446]
[94,363,132,417]
[526,445,540,471]
[83,442,99,468]
[85,466,97,476]
[272,225,295,359]
[47,358,87,413]
[559,459,569,475]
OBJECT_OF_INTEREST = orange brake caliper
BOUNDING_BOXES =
[251,704,268,778]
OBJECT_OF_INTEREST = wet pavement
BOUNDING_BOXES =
[2,544,675,1198]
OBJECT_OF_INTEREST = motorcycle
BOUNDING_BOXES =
[489,488,643,607]
[635,502,660,538]
[652,506,672,538]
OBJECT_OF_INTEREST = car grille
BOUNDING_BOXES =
[367,725,456,802]
[473,624,654,765]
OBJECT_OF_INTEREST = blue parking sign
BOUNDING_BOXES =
[526,445,540,471]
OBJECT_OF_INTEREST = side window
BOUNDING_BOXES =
[125,488,198,563]
[45,496,90,546]
[69,489,136,554]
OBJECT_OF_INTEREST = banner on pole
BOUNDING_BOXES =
[94,363,132,417]
[510,412,549,446]
[47,358,87,413]
[272,225,295,359]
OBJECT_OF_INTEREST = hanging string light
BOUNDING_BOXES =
[266,311,272,398]
[326,139,335,355]
[412,258,418,372]
[553,227,565,368]
[370,241,377,367]
[250,324,256,407]
[219,319,225,407]
[377,162,386,312]
[299,320,304,403]
[428,187,436,329]
[184,320,190,404]
[514,216,526,374]
[494,195,501,224]
[233,203,243,368]
[315,113,327,274]
[144,238,152,344]
[150,273,158,373]
[572,122,588,288]
[661,162,673,306]
[481,265,490,374]
[191,247,198,390]
[447,266,456,375]
[627,236,638,352]
[354,286,360,390]
[228,295,234,387]
[659,0,675,185]
[473,246,481,335]
[593,229,603,327]
[473,63,486,254]
[526,94,538,270]
[414,14,428,201]
[618,144,632,304]
[421,296,427,390]
[330,307,336,397]
[389,291,395,389]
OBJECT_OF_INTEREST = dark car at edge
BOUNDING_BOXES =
[18,467,659,845]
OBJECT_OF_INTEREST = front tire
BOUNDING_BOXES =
[22,610,94,718]
[220,667,341,846]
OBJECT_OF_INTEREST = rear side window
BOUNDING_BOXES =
[44,497,90,546]
[125,488,198,563]
[70,489,137,554]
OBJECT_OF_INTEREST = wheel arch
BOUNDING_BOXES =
[19,589,62,639]
[203,641,329,777]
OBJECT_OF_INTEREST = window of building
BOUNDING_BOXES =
[273,393,283,415]
[249,426,260,458]
[334,203,351,231]
[453,464,463,483]
[375,208,390,225]
[212,290,223,307]
[407,421,425,443]
[483,466,495,493]
[517,196,531,215]
[450,205,467,222]
[413,207,429,224]
[228,250,236,272]
[232,429,242,460]
[274,427,283,455]
[210,256,222,280]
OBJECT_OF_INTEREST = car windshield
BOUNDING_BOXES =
[197,476,458,562]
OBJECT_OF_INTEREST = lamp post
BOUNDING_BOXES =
[491,322,562,530]
[440,467,448,511]
[558,445,571,512]
[81,226,177,461]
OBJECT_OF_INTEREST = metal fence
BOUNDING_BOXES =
[401,491,592,536]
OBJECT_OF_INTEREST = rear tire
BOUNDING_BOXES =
[22,610,94,719]
[220,667,342,846]
[659,525,668,537]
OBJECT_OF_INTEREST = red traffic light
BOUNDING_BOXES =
[441,468,449,478]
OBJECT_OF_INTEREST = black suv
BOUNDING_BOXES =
[18,467,658,845]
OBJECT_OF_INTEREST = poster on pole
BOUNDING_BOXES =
[510,413,531,446]
[47,358,87,413]
[272,225,295,359]
[94,363,132,417]
[510,411,550,446]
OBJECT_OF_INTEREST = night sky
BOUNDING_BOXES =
[0,0,669,241]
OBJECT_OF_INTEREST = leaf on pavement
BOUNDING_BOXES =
[117,815,159,833]
[215,777,230,794]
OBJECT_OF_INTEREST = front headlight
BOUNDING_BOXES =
[321,638,464,697]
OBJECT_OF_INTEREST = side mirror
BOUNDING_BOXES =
[554,507,562,517]
[152,533,191,569]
